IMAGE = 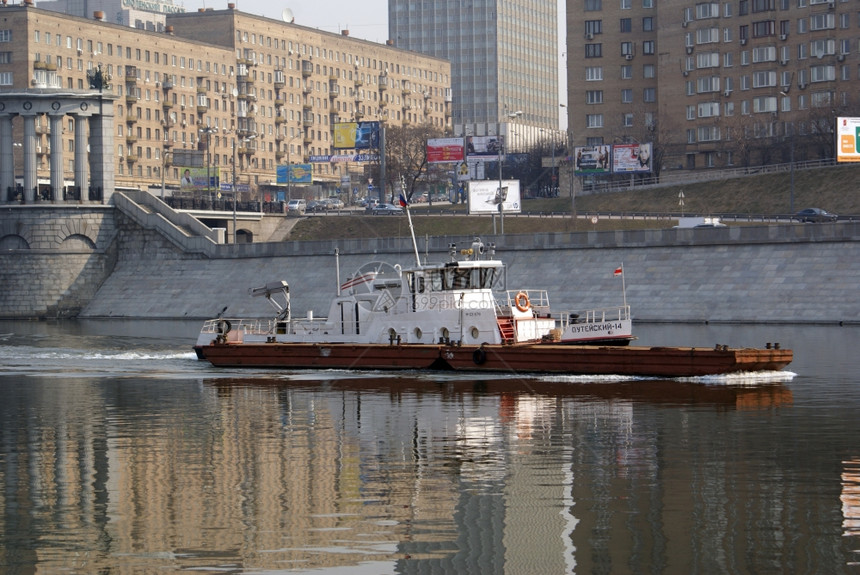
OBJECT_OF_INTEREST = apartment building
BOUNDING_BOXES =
[1,3,451,192]
[566,0,857,171]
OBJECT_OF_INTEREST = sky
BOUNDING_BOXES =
[184,0,568,127]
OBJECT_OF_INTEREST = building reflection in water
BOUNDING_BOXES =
[10,373,854,574]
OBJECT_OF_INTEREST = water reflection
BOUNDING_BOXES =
[1,321,859,573]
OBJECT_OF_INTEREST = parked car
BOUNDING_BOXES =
[794,208,838,223]
[371,203,403,215]
[326,197,345,210]
[307,200,328,212]
[286,199,306,215]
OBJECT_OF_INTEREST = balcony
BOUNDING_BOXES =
[126,135,138,145]
[275,115,286,125]
[302,117,314,128]
[275,94,285,107]
[274,69,285,88]
[125,91,139,105]
[162,100,174,111]
[197,105,209,114]
[329,83,339,98]
[378,75,388,90]
[303,134,313,145]
[275,150,286,161]
[354,77,364,87]
[301,61,313,76]
[126,154,138,163]
[126,114,138,124]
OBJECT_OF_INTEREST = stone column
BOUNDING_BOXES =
[90,98,114,204]
[49,114,64,203]
[74,114,88,200]
[22,115,37,203]
[0,115,13,203]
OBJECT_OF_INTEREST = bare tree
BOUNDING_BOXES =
[381,123,446,202]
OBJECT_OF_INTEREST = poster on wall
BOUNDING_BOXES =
[612,143,653,173]
[276,164,313,184]
[466,135,505,161]
[427,138,465,163]
[179,167,219,190]
[836,117,860,162]
[574,146,611,175]
[333,122,380,150]
[467,180,521,214]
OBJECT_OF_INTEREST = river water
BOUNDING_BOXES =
[0,320,858,574]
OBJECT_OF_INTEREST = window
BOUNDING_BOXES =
[622,113,634,126]
[643,0,653,7]
[810,39,835,58]
[810,13,835,30]
[586,114,604,128]
[697,76,721,92]
[696,2,720,18]
[724,52,734,66]
[687,105,696,120]
[752,95,778,112]
[621,42,634,56]
[753,70,777,87]
[620,18,631,32]
[797,18,808,33]
[643,40,655,54]
[752,20,776,37]
[752,0,775,12]
[622,88,633,102]
[698,126,721,141]
[752,46,777,62]
[698,102,720,117]
[586,20,603,35]
[643,64,655,78]
[586,44,603,58]
[810,65,835,82]
[586,66,604,80]
[585,0,602,10]
[643,17,654,31]
[586,90,604,104]
[0,72,12,85]
[697,28,720,44]
[621,65,633,78]
[0,30,12,43]
[724,2,734,16]
[698,52,720,67]
[621,0,632,8]
[643,87,656,101]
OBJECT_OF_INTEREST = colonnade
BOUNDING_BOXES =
[0,91,115,204]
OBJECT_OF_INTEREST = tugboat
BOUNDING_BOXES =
[194,197,792,377]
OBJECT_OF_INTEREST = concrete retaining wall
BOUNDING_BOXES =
[77,219,860,324]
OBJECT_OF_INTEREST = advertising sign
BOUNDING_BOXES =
[836,117,860,162]
[427,138,466,163]
[467,180,521,214]
[574,145,611,175]
[612,143,653,173]
[333,121,380,150]
[179,167,219,190]
[276,164,313,184]
[466,135,505,161]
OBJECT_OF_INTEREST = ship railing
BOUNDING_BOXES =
[554,305,631,329]
[200,318,270,335]
[499,289,551,315]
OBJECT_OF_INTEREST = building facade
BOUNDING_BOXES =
[0,3,451,199]
[390,0,560,149]
[566,0,859,172]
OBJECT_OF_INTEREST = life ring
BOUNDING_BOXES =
[514,291,531,312]
[217,319,232,335]
[472,348,487,365]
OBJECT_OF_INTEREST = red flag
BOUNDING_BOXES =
[614,266,623,276]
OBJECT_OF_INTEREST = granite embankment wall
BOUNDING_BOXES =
[86,217,860,324]
[2,203,858,323]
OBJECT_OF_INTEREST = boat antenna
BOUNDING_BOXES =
[400,175,421,266]
[335,247,341,296]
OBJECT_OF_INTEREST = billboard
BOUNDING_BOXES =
[276,163,313,184]
[466,135,505,161]
[836,117,860,162]
[612,143,653,173]
[179,167,219,190]
[427,137,465,163]
[467,179,521,215]
[333,121,380,149]
[574,145,611,175]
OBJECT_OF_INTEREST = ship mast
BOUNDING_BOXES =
[401,175,421,266]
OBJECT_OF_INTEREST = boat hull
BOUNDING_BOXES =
[195,341,793,377]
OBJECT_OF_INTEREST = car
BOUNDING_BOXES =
[326,197,345,210]
[371,203,403,215]
[306,200,328,212]
[794,208,838,223]
[285,199,306,215]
